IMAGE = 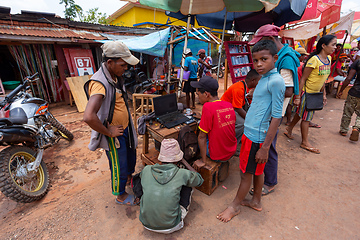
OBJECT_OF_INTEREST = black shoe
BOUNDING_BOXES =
[350,129,359,141]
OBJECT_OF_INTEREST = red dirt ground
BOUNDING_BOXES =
[0,76,359,239]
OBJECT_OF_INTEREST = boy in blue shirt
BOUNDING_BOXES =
[183,48,198,109]
[217,40,285,223]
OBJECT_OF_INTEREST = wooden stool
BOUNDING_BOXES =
[0,78,6,95]
[195,157,229,195]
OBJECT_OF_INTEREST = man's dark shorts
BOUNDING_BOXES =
[183,78,197,93]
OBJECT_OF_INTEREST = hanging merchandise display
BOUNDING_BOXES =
[8,44,63,103]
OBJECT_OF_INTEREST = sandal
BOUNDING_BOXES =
[249,187,275,196]
[115,194,138,206]
[339,131,347,136]
[300,144,320,154]
[309,123,321,128]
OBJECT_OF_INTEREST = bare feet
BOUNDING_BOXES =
[193,159,205,171]
[216,205,241,223]
[191,105,196,109]
[116,192,129,202]
[240,199,262,211]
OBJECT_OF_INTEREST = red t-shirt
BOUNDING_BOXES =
[297,62,304,82]
[331,61,342,77]
[199,100,237,161]
[220,81,246,109]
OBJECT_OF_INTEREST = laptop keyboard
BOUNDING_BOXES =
[158,112,189,128]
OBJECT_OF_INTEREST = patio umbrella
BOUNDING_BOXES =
[129,0,282,83]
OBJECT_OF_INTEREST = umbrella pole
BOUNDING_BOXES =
[168,27,174,94]
[217,11,227,81]
[179,0,194,98]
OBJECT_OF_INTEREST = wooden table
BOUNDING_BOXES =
[141,121,198,165]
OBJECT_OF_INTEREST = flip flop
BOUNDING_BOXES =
[283,132,294,140]
[300,145,320,154]
[249,187,275,196]
[309,123,321,128]
[115,194,138,206]
[339,131,347,136]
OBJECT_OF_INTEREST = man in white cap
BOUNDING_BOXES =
[139,138,203,234]
[83,41,139,205]
[183,48,198,109]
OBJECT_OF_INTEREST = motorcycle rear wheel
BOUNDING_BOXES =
[48,116,74,141]
[0,146,49,203]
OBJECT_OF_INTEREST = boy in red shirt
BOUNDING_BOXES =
[190,76,237,170]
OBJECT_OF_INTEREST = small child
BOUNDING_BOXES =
[217,40,285,222]
[139,138,203,233]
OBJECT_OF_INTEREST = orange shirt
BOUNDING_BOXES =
[88,81,129,128]
[220,81,246,109]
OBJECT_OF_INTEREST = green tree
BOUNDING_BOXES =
[59,0,83,20]
[79,8,109,24]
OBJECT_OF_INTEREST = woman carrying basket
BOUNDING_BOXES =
[284,35,337,154]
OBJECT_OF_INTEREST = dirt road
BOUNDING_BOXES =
[1,90,359,239]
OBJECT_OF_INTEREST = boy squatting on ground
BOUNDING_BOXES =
[221,69,261,144]
[217,40,285,223]
[139,138,203,234]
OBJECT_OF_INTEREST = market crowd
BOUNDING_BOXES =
[83,24,360,233]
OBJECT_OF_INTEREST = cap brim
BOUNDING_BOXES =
[122,54,139,65]
[249,35,262,45]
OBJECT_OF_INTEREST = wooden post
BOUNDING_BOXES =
[224,58,229,91]
[167,27,174,93]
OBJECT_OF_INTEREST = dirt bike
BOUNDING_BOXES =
[211,63,225,78]
[0,73,73,203]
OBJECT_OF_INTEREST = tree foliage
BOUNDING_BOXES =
[79,8,109,25]
[59,0,82,21]
[59,1,108,24]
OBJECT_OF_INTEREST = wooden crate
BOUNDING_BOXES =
[195,157,221,196]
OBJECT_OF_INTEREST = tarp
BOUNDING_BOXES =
[121,27,170,57]
[281,12,354,41]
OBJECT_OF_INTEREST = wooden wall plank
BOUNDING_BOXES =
[66,75,91,112]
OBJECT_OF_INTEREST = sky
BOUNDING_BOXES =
[1,0,360,19]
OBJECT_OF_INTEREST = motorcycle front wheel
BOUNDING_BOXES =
[0,146,49,203]
[48,116,74,141]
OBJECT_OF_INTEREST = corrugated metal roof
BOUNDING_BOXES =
[0,25,107,40]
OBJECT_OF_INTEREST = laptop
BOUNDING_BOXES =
[153,93,190,128]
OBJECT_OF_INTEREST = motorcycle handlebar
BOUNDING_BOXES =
[2,73,39,105]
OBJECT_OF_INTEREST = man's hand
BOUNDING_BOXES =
[293,97,301,107]
[198,58,205,64]
[323,96,327,106]
[107,123,124,138]
[193,159,206,171]
[255,147,269,164]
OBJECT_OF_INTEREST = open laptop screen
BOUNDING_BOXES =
[153,93,178,117]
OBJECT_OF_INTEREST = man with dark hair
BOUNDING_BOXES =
[190,76,237,169]
[183,48,198,109]
[83,41,139,205]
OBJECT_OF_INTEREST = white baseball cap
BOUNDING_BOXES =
[184,48,192,55]
[101,41,139,65]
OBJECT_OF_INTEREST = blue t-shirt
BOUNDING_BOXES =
[184,56,198,78]
[244,68,285,143]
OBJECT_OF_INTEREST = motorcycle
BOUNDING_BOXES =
[0,73,73,203]
[211,63,225,78]
[122,66,155,99]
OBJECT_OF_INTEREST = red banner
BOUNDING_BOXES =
[319,5,341,29]
[334,30,346,38]
[321,0,342,6]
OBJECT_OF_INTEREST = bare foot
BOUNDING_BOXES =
[240,199,262,211]
[116,192,129,202]
[193,159,205,171]
[216,206,241,223]
[191,105,196,109]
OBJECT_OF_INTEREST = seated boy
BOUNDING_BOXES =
[217,40,285,222]
[190,76,237,169]
[221,69,261,144]
[139,138,203,234]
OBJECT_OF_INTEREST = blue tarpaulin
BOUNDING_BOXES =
[121,27,170,57]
